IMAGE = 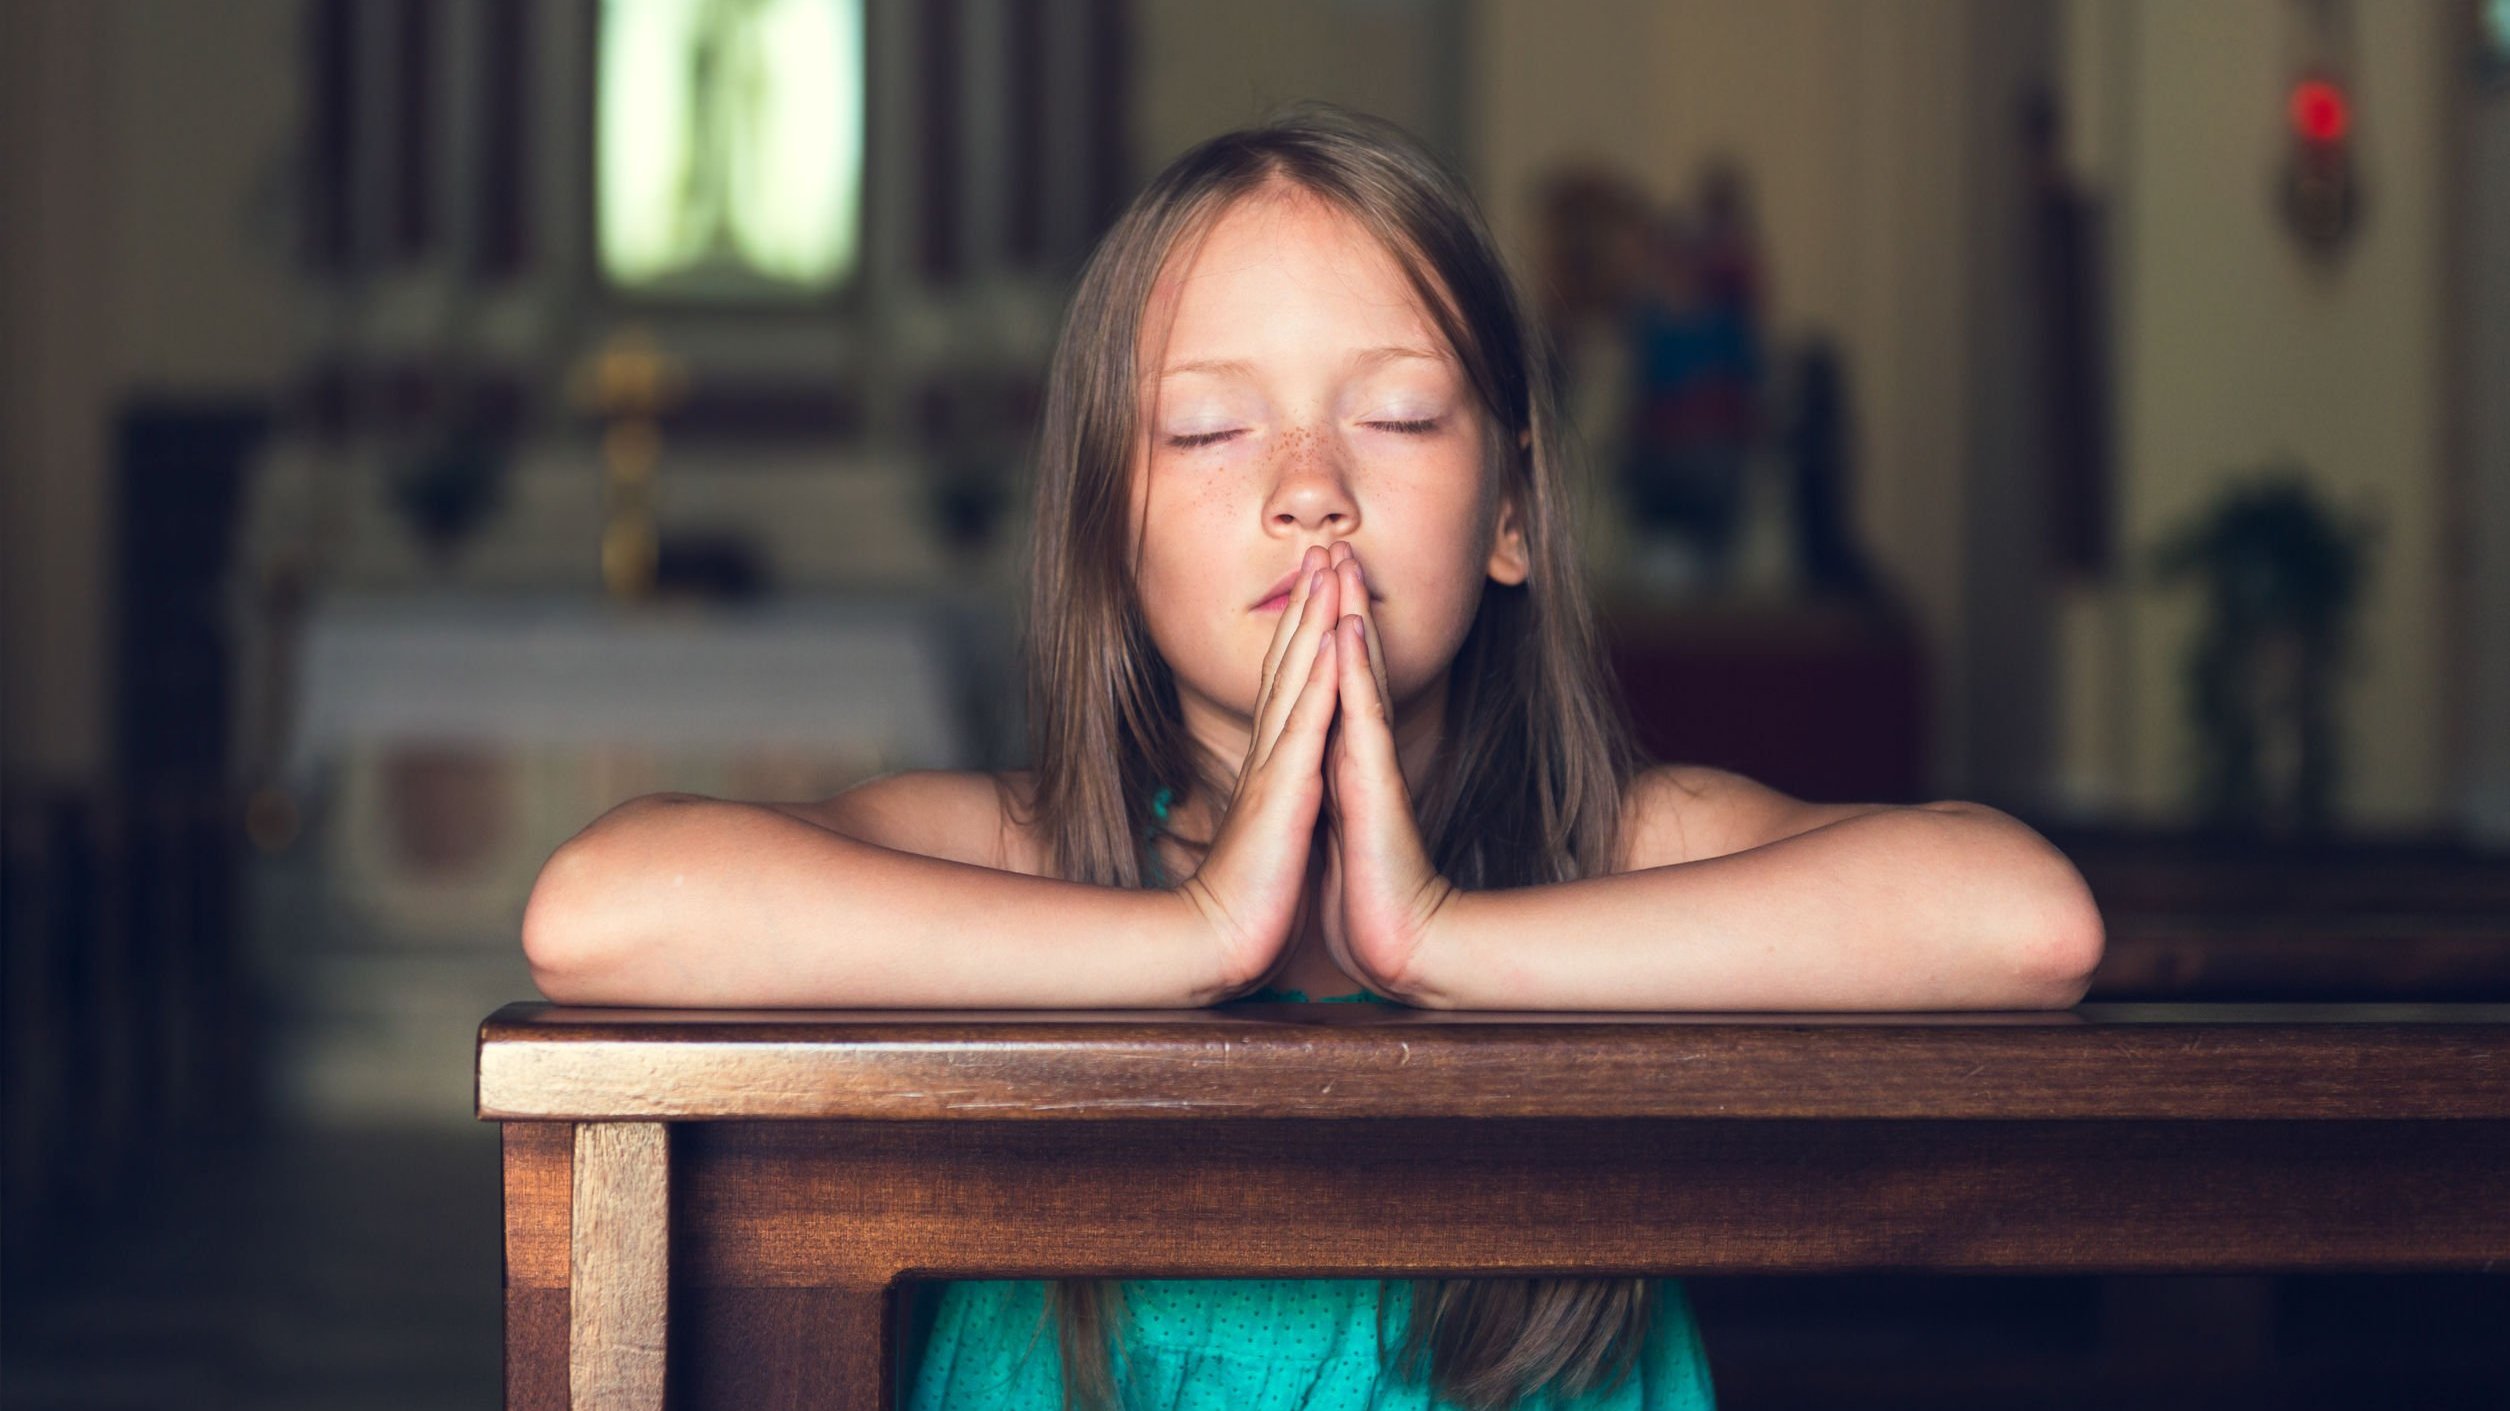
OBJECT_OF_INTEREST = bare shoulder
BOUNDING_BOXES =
[1616,763,1897,872]
[775,768,1050,876]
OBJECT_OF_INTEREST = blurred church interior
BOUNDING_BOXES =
[4,0,2508,1406]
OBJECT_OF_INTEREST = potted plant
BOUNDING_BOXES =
[2146,463,2381,836]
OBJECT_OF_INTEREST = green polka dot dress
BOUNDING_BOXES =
[904,789,1716,1410]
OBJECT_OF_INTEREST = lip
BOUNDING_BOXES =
[1249,561,1377,613]
[1250,567,1309,611]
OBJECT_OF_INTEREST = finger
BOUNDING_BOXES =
[1335,555,1395,709]
[1335,614,1401,777]
[1255,564,1338,755]
[1362,594,1393,708]
[1249,562,1335,758]
[1260,621,1340,777]
[1259,546,1323,701]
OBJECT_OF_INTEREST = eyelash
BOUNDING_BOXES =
[1166,418,1441,450]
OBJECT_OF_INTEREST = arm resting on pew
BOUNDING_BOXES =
[520,793,1225,1009]
[1407,801,2105,1012]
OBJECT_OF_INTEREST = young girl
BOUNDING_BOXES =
[523,102,2103,1411]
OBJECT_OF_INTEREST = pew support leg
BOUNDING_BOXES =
[572,1121,669,1410]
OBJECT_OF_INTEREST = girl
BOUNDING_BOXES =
[522,103,2103,1411]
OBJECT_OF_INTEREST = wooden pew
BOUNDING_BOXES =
[476,1001,2510,1410]
[2050,827,2510,918]
[2046,827,2510,1002]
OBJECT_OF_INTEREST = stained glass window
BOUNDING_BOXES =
[597,0,864,296]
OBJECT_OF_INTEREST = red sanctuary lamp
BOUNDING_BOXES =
[2281,70,2360,259]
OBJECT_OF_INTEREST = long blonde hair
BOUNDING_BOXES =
[1007,100,1657,1411]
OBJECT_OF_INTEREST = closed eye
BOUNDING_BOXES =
[1164,418,1441,451]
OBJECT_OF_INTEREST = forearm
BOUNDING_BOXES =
[1413,804,2104,1012]
[521,795,1224,1008]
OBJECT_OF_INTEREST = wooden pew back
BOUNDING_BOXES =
[478,1002,2510,1409]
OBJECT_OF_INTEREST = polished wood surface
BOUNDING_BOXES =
[484,1002,2510,1409]
[2064,830,2510,1002]
[478,1001,2510,1122]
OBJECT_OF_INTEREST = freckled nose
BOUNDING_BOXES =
[1267,426,1356,530]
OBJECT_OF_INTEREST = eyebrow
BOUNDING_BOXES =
[1158,344,1448,382]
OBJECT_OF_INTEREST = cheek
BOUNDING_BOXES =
[1131,491,1267,705]
[1369,519,1493,698]
[1136,485,1242,592]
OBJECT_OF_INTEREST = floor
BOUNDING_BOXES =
[3,1121,505,1411]
[10,1118,2508,1410]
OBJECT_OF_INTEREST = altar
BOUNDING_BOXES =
[252,589,1000,1127]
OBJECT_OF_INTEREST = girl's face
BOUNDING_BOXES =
[1126,187,1529,756]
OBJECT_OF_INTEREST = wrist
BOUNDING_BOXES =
[1386,880,1470,1009]
[1167,881,1266,1005]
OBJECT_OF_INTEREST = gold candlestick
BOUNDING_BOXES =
[570,326,686,600]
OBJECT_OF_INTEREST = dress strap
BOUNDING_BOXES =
[1141,785,1175,888]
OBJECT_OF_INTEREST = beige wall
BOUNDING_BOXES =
[10,0,2462,831]
[2058,0,2453,826]
[101,0,303,395]
[2464,13,2510,843]
[3,0,119,784]
[1132,0,1459,173]
[1476,0,2459,826]
[1,0,299,784]
[1475,0,1987,794]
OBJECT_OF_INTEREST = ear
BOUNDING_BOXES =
[1487,431,1532,587]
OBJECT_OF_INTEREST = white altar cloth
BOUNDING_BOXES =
[256,590,998,1126]
[283,592,977,775]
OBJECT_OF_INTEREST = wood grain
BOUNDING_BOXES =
[484,1004,2510,1408]
[500,1118,2510,1287]
[476,1002,2510,1122]
[571,1122,668,1410]
[501,1123,570,1408]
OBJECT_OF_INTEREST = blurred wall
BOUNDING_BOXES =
[1473,0,1994,796]
[2468,13,2510,841]
[1132,0,1466,173]
[1474,0,2470,829]
[2057,0,2455,828]
[7,0,2483,835]
[2,0,115,785]
[0,0,299,786]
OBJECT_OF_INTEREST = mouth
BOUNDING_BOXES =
[1249,568,1307,613]
[1249,559,1385,610]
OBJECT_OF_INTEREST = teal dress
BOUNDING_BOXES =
[903,1271,1716,1410]
[900,789,1717,1410]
